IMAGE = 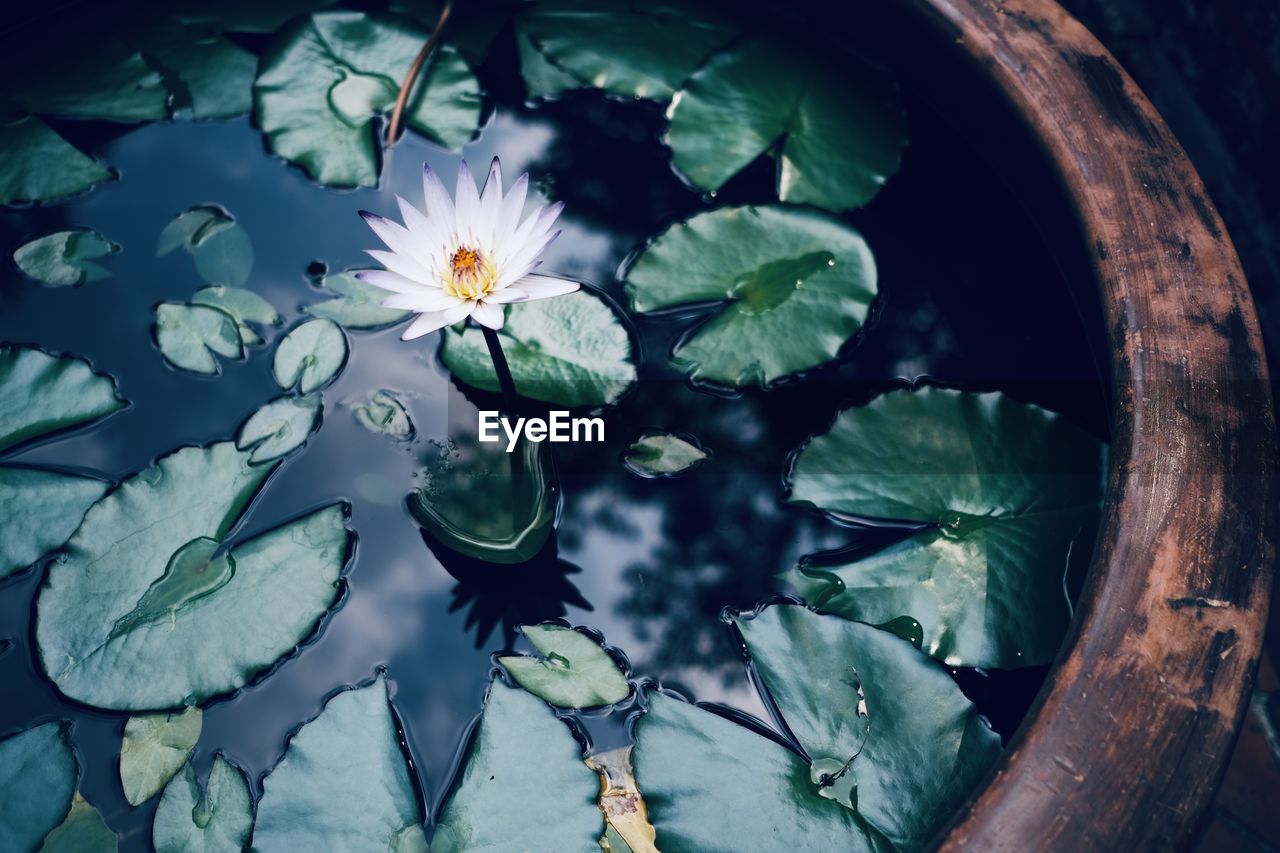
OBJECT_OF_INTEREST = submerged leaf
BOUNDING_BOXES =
[0,346,125,454]
[786,387,1104,667]
[273,319,348,393]
[625,206,876,388]
[304,269,412,330]
[0,117,112,206]
[434,682,602,851]
[237,394,323,463]
[157,205,254,287]
[0,467,110,578]
[498,624,629,708]
[441,289,636,407]
[588,748,658,853]
[254,676,426,852]
[155,303,244,375]
[120,708,203,806]
[13,229,119,287]
[192,285,279,346]
[0,722,78,851]
[354,391,413,440]
[38,794,117,852]
[623,433,707,477]
[152,757,253,853]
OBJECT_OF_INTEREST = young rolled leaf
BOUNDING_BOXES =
[273,319,348,394]
[441,289,636,407]
[254,676,426,852]
[155,303,244,375]
[786,387,1104,667]
[304,268,412,330]
[0,467,110,578]
[192,285,279,346]
[434,682,603,851]
[0,722,78,851]
[38,793,118,852]
[623,433,708,477]
[354,391,413,441]
[13,229,119,287]
[667,36,906,213]
[498,624,629,708]
[120,708,203,806]
[0,117,113,206]
[237,394,323,463]
[625,206,876,388]
[157,205,254,287]
[0,346,126,454]
[152,757,253,853]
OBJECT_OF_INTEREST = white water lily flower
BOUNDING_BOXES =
[357,158,579,339]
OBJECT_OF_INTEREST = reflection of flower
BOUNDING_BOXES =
[358,158,579,339]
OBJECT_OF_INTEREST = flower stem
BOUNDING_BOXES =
[385,0,454,148]
[482,326,518,417]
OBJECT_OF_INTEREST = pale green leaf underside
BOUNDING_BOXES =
[13,229,118,287]
[237,394,323,463]
[120,708,203,805]
[192,286,279,346]
[156,303,244,375]
[273,319,348,393]
[153,757,253,853]
[498,624,629,708]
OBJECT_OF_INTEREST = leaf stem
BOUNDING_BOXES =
[386,0,455,148]
[482,325,518,417]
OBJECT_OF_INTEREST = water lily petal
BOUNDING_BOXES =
[364,250,433,284]
[477,158,504,248]
[497,230,562,288]
[518,274,581,299]
[482,288,529,305]
[423,163,455,225]
[454,160,482,243]
[396,195,449,253]
[401,301,474,340]
[382,291,464,312]
[494,173,529,245]
[471,300,505,330]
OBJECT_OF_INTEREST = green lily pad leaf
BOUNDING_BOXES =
[0,346,126,454]
[517,0,742,100]
[38,794,117,853]
[0,117,113,206]
[409,431,559,564]
[354,391,413,440]
[120,708,202,806]
[515,31,582,101]
[237,394,323,463]
[171,0,339,34]
[786,387,1105,668]
[152,757,253,853]
[0,467,110,578]
[36,441,351,709]
[498,624,629,708]
[734,604,1002,850]
[15,41,168,123]
[136,24,257,119]
[304,269,412,330]
[273,319,348,394]
[667,36,906,213]
[254,675,426,852]
[13,229,119,287]
[157,205,254,287]
[253,11,481,188]
[0,722,77,851]
[389,0,514,68]
[625,205,876,388]
[192,286,279,346]
[441,290,636,407]
[434,682,602,851]
[155,303,244,375]
[623,433,707,478]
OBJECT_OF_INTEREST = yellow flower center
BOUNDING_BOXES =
[446,245,496,300]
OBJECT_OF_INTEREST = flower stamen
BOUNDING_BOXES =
[446,245,495,300]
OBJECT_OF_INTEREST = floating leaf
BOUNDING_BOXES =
[155,303,244,375]
[0,722,77,851]
[517,0,741,100]
[36,442,350,709]
[389,0,513,67]
[13,41,169,123]
[237,394,323,463]
[498,624,629,708]
[787,387,1105,667]
[120,708,202,806]
[0,117,113,206]
[0,467,110,578]
[304,269,412,330]
[152,757,253,853]
[156,205,254,287]
[253,11,481,187]
[38,794,117,852]
[273,319,348,393]
[354,391,413,440]
[0,346,125,454]
[192,285,279,346]
[667,36,906,212]
[623,433,707,477]
[136,24,257,119]
[514,31,581,101]
[13,229,119,287]
[434,682,602,851]
[441,290,636,407]
[588,748,657,853]
[254,676,426,852]
[625,206,876,388]
[171,0,340,34]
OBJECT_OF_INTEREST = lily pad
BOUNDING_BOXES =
[136,24,257,119]
[120,708,202,805]
[623,433,707,477]
[253,11,481,187]
[498,624,629,708]
[273,319,348,393]
[38,794,117,852]
[192,285,279,346]
[0,117,113,206]
[0,722,78,851]
[354,391,413,440]
[304,269,413,330]
[36,442,350,709]
[152,757,253,853]
[787,387,1104,668]
[155,302,244,375]
[13,229,119,287]
[434,681,602,851]
[171,0,340,34]
[667,36,906,213]
[237,394,323,463]
[13,41,169,123]
[441,289,636,407]
[517,0,742,101]
[625,205,876,388]
[0,467,111,578]
[254,676,426,852]
[157,205,254,287]
[0,346,126,454]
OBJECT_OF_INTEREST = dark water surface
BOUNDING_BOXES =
[0,59,1108,848]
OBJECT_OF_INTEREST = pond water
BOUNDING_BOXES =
[0,17,1109,849]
